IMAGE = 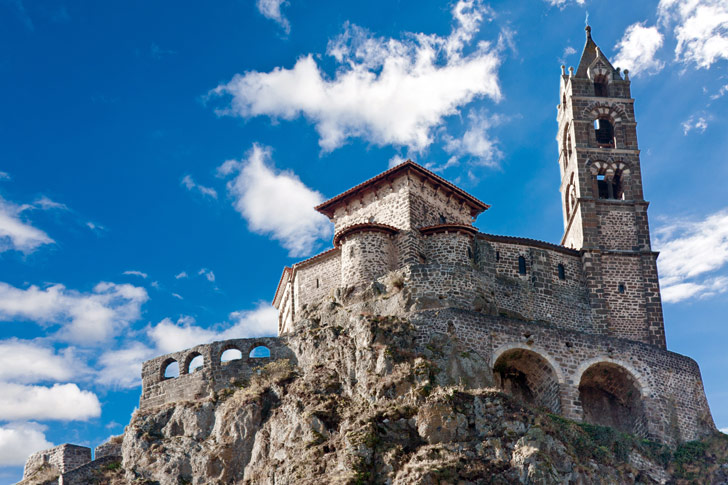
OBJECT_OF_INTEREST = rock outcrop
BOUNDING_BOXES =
[114,290,727,485]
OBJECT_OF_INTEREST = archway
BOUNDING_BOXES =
[249,345,271,358]
[186,352,204,373]
[578,362,647,435]
[161,359,179,380]
[492,348,562,413]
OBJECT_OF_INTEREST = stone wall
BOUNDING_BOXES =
[139,337,295,410]
[411,308,715,445]
[331,175,410,233]
[59,455,120,485]
[23,444,91,480]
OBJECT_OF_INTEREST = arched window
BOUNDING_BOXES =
[221,348,243,363]
[594,119,614,147]
[518,256,526,275]
[187,353,204,373]
[249,345,271,358]
[596,169,624,200]
[593,75,608,97]
[162,360,179,379]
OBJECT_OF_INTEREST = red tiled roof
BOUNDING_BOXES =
[315,160,490,218]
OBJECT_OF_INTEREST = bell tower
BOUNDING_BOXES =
[557,26,666,347]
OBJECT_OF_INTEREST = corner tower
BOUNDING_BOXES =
[557,26,666,347]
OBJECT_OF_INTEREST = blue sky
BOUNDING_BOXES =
[1,0,727,481]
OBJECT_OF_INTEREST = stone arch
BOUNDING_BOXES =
[581,102,630,125]
[184,351,204,374]
[220,344,243,364]
[249,344,271,358]
[576,358,649,436]
[587,159,631,200]
[160,358,179,381]
[491,344,564,413]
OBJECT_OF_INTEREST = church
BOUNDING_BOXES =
[272,26,715,445]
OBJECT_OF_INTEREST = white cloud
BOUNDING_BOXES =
[0,195,54,254]
[123,270,148,279]
[544,0,585,7]
[256,0,290,34]
[0,281,148,344]
[682,114,709,134]
[219,144,331,257]
[0,422,52,466]
[172,293,183,300]
[710,83,728,99]
[175,271,188,279]
[558,46,577,65]
[181,175,218,199]
[388,154,407,169]
[613,23,665,76]
[211,0,502,153]
[0,383,100,421]
[96,343,157,389]
[0,172,9,180]
[0,340,85,384]
[32,196,68,211]
[148,305,278,355]
[198,268,215,282]
[443,110,502,166]
[658,0,728,68]
[720,427,728,434]
[654,209,728,302]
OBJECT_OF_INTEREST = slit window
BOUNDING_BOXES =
[496,251,500,262]
[594,119,614,146]
[316,278,320,288]
[518,256,527,275]
[618,283,626,294]
[558,264,566,280]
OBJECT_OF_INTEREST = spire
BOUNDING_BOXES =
[575,25,598,77]
[574,25,616,78]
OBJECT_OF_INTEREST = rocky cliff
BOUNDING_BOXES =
[21,286,728,484]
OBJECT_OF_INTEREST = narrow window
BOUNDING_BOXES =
[467,247,473,259]
[597,174,610,199]
[439,213,446,224]
[558,264,566,280]
[594,119,614,147]
[618,283,625,294]
[316,278,320,288]
[518,256,526,275]
[496,251,500,262]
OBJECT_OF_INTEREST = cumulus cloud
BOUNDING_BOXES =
[148,304,278,355]
[219,144,331,257]
[0,422,53,466]
[613,23,665,76]
[658,0,728,68]
[443,110,502,166]
[0,282,148,344]
[654,209,728,303]
[256,0,290,33]
[181,175,218,199]
[0,195,54,254]
[175,271,188,279]
[682,114,709,134]
[0,340,86,384]
[96,343,157,389]
[211,0,502,153]
[0,383,100,421]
